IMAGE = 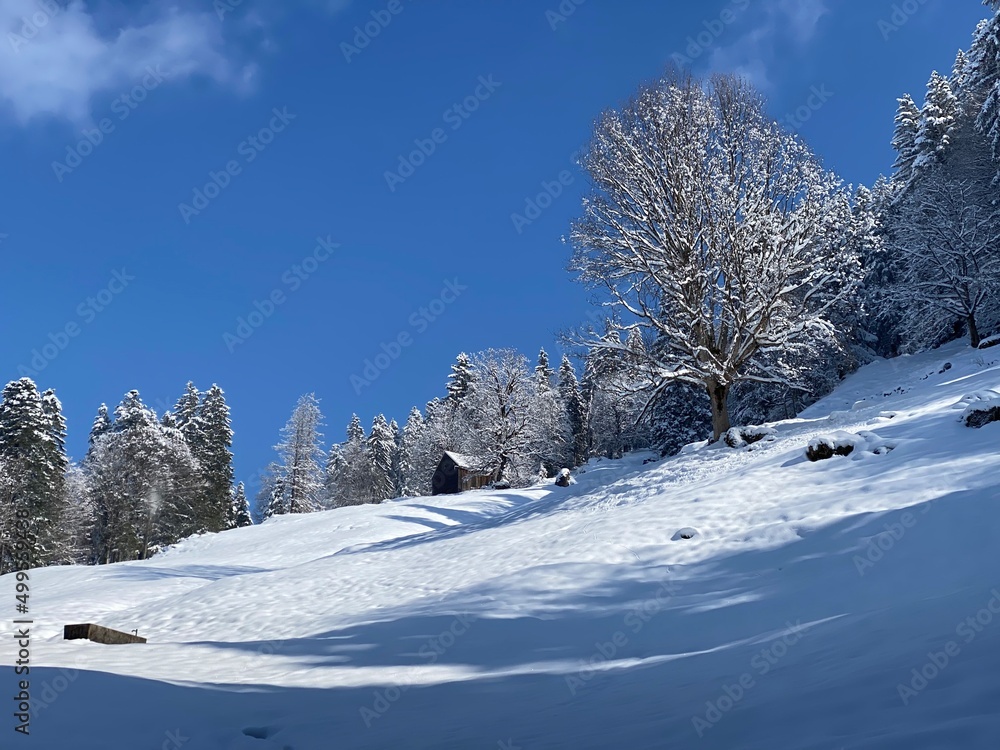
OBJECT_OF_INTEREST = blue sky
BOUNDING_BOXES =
[0,0,993,493]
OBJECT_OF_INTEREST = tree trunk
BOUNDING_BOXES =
[707,380,731,442]
[496,455,509,483]
[968,315,982,349]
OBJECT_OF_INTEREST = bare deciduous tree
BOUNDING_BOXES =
[570,71,859,440]
[275,393,325,514]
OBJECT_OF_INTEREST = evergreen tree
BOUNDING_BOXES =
[41,388,71,558]
[951,49,971,95]
[325,442,349,507]
[59,464,95,564]
[582,329,639,459]
[259,466,288,519]
[438,354,479,462]
[368,415,396,503]
[89,403,112,448]
[389,419,404,498]
[0,379,67,572]
[198,385,235,531]
[647,382,711,456]
[862,176,905,357]
[87,391,202,563]
[891,94,922,184]
[400,407,426,497]
[337,414,372,505]
[968,12,1000,176]
[41,388,67,461]
[229,482,252,528]
[446,353,475,405]
[347,413,365,443]
[880,10,1000,353]
[533,351,570,473]
[0,459,12,570]
[624,329,648,378]
[535,348,555,391]
[557,355,588,466]
[830,183,891,361]
[913,72,960,172]
[173,382,205,453]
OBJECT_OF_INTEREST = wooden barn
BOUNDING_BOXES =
[431,451,496,495]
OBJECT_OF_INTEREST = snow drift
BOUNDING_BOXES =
[5,341,1000,749]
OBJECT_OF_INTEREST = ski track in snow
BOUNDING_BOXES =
[5,342,1000,749]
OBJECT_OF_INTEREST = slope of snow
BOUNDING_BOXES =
[6,342,1000,749]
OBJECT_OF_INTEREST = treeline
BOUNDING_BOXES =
[869,6,1000,352]
[255,344,666,519]
[0,380,249,574]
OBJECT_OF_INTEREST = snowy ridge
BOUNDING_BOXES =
[7,341,1000,749]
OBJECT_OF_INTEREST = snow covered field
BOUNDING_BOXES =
[7,342,1000,749]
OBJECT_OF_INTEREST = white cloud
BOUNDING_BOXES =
[775,0,828,42]
[0,0,252,125]
[708,0,829,89]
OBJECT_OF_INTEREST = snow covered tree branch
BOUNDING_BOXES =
[570,71,860,440]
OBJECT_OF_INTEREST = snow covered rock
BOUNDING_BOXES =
[723,425,777,449]
[671,527,699,541]
[978,334,1000,350]
[806,432,862,461]
[963,402,1000,428]
[806,431,895,462]
[956,392,1000,426]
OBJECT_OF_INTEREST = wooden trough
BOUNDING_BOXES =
[64,623,146,645]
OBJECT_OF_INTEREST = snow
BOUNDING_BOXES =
[441,450,487,471]
[977,333,1000,349]
[806,430,896,459]
[953,389,1000,410]
[723,425,778,448]
[7,341,1000,749]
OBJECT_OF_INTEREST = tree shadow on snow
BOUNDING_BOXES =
[38,489,1000,750]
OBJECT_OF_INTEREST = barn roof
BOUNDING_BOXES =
[443,451,490,472]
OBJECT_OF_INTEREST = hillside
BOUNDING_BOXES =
[8,341,1000,749]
